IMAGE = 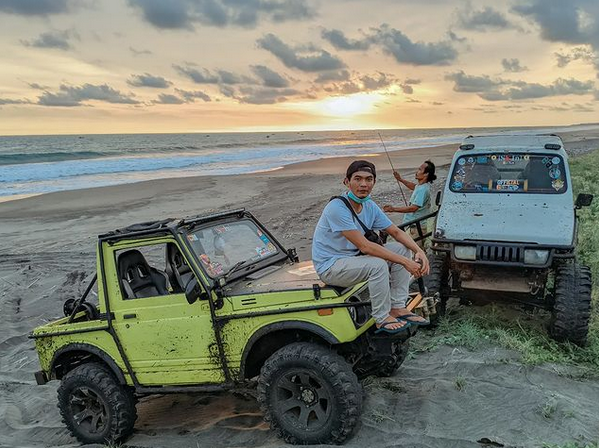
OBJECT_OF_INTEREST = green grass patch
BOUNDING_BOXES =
[416,147,599,375]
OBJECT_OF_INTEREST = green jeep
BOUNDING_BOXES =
[31,209,419,445]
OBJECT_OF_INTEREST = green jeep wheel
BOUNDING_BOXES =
[57,363,137,445]
[257,342,362,445]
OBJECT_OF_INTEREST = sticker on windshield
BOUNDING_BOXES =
[187,234,198,242]
[214,225,228,234]
[552,179,565,191]
[495,179,523,192]
[549,167,561,179]
[477,156,488,164]
[491,155,497,161]
[259,234,270,244]
[467,157,475,164]
[458,158,466,165]
[524,155,530,160]
[452,180,463,190]
[552,157,560,165]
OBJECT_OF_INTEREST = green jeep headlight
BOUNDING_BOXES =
[454,245,477,261]
[524,249,549,265]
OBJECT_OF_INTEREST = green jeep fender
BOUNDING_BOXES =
[239,321,340,380]
[49,341,128,385]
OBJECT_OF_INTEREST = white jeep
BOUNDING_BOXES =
[429,134,594,345]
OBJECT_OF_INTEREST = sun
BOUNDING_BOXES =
[317,93,380,117]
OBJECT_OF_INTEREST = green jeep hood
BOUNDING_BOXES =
[224,261,328,296]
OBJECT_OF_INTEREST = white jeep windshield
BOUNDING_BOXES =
[186,219,280,278]
[449,153,568,194]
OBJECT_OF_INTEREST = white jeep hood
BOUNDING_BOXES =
[436,195,575,246]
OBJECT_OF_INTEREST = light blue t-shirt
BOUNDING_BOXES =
[312,193,393,275]
[403,183,431,223]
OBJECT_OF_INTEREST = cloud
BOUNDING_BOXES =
[320,25,459,66]
[445,70,504,92]
[236,86,300,104]
[257,33,346,72]
[37,84,139,107]
[456,6,516,31]
[127,73,172,88]
[219,85,236,98]
[173,64,254,84]
[251,65,289,88]
[321,29,372,50]
[0,98,31,106]
[314,70,351,83]
[153,93,185,104]
[502,58,527,72]
[130,47,153,56]
[321,72,398,95]
[512,0,599,76]
[505,78,595,100]
[554,47,596,67]
[0,0,73,16]
[175,88,211,102]
[400,84,414,94]
[128,0,315,30]
[21,30,78,51]
[217,70,253,85]
[372,25,458,66]
[447,71,596,101]
[512,0,598,45]
[28,82,50,90]
[174,65,220,83]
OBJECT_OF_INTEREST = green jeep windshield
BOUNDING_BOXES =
[186,219,280,278]
[449,153,567,194]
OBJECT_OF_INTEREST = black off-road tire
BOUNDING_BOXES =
[257,342,362,445]
[426,252,450,324]
[57,362,137,444]
[549,260,592,346]
[375,340,410,377]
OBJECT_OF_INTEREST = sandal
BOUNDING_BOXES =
[396,312,429,327]
[374,319,411,334]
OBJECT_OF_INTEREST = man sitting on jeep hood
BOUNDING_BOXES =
[312,160,430,333]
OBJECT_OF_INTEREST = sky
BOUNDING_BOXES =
[0,0,598,135]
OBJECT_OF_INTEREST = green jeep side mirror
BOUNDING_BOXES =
[184,277,201,304]
[575,193,593,209]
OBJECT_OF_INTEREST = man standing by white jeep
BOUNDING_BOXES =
[312,160,430,334]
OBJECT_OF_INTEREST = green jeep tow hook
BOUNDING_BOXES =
[31,209,421,445]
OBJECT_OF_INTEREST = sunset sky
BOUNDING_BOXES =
[1,0,598,135]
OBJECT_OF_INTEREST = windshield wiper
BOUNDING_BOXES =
[223,259,251,282]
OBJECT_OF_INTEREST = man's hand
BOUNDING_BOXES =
[393,170,403,182]
[404,258,424,277]
[414,250,430,276]
[382,205,395,212]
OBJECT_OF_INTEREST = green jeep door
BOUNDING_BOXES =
[105,238,223,386]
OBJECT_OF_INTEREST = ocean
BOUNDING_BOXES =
[0,124,596,201]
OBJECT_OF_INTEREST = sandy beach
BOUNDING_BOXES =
[2,129,599,448]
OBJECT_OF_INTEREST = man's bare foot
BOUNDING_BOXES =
[375,315,408,331]
[391,308,428,323]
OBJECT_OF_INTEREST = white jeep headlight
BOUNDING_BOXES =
[524,249,549,265]
[454,245,477,260]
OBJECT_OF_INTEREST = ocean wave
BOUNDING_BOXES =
[0,150,107,165]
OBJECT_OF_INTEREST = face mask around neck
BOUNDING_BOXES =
[347,191,371,204]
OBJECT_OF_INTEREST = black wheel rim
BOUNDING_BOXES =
[273,368,333,432]
[69,386,108,437]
